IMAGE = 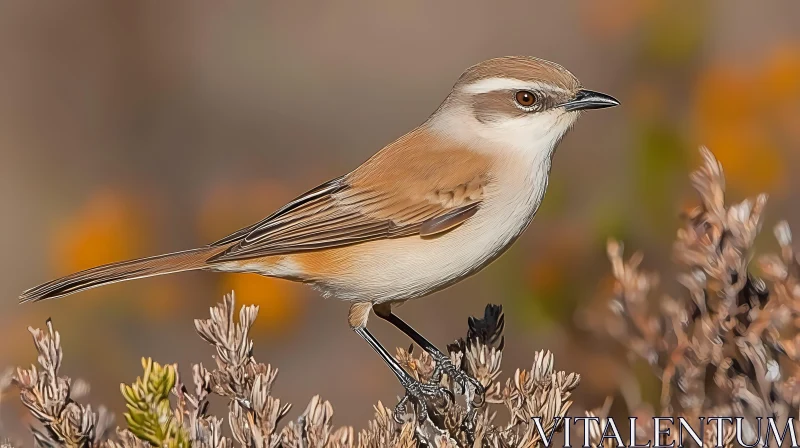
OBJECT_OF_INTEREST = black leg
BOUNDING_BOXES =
[374,309,485,403]
[376,311,445,358]
[353,326,414,382]
[353,326,453,421]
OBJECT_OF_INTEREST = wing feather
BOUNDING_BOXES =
[207,127,491,262]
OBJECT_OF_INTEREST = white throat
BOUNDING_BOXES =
[427,104,578,167]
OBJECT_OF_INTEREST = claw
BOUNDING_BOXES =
[394,378,455,423]
[411,395,426,423]
[393,395,412,424]
[394,390,427,423]
[391,349,486,422]
[431,352,486,405]
[471,388,486,407]
[436,386,455,409]
[466,376,486,406]
[416,403,427,423]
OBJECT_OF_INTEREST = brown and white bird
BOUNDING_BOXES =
[21,56,618,412]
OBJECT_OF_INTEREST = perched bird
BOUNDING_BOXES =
[21,56,618,415]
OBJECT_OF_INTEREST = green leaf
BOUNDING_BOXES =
[120,358,189,447]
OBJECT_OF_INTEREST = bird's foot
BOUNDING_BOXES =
[395,377,454,423]
[431,353,485,406]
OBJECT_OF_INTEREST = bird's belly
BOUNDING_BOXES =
[282,193,540,303]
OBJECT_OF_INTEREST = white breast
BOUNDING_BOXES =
[311,153,552,303]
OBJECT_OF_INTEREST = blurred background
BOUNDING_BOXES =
[1,0,800,439]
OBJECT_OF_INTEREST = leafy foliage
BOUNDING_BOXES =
[120,359,187,447]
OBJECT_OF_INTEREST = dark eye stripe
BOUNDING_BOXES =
[469,87,568,123]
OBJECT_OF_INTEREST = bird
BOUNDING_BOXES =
[20,56,618,416]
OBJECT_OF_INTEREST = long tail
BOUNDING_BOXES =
[20,247,223,303]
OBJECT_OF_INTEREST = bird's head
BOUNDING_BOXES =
[428,56,619,157]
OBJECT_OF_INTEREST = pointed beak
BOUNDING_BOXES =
[560,89,620,111]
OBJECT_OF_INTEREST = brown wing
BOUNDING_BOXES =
[207,126,491,262]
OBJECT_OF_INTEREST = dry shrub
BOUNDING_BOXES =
[582,147,800,447]
[3,294,578,447]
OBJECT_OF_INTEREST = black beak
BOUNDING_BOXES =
[560,89,620,111]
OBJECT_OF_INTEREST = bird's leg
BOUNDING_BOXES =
[349,303,453,422]
[372,303,485,404]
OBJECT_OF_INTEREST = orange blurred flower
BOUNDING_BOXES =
[692,47,800,194]
[762,46,800,143]
[49,188,162,307]
[762,46,800,102]
[217,274,305,336]
[51,189,152,280]
[198,180,306,334]
[694,65,754,127]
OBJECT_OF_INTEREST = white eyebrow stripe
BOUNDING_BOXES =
[463,77,570,95]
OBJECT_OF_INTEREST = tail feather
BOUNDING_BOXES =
[20,247,221,303]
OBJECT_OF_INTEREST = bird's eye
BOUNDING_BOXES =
[515,90,536,107]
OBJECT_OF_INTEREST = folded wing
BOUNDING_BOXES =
[209,128,490,262]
